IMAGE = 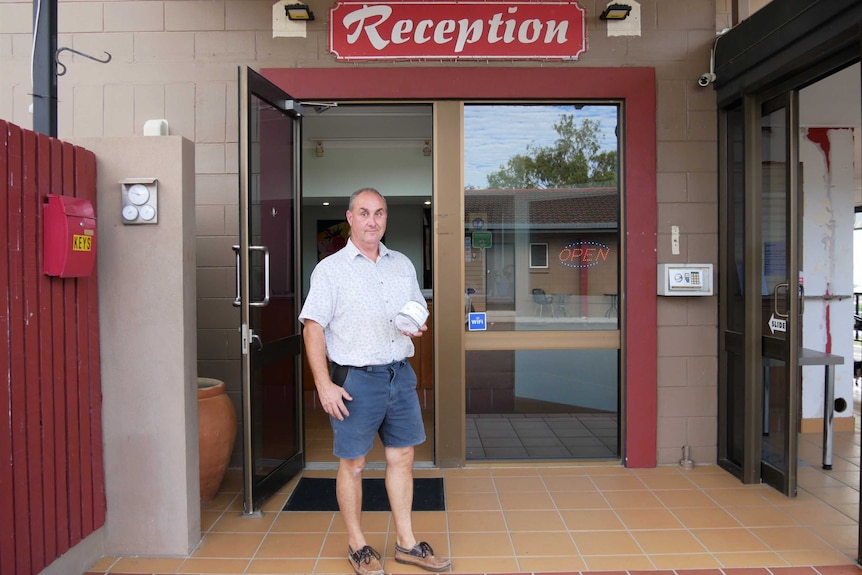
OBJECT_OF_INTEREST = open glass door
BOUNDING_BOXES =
[759,94,800,496]
[238,67,304,514]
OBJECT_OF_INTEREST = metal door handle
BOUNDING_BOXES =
[774,282,788,318]
[249,245,270,307]
[232,245,241,307]
[250,330,263,351]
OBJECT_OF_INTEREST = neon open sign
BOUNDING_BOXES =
[559,241,611,268]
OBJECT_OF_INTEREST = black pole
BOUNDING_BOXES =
[32,0,58,137]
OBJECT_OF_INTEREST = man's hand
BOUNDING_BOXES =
[317,380,353,421]
[401,324,428,338]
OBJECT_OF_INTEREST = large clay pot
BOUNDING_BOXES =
[197,377,237,502]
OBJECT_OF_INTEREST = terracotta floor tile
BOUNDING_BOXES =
[504,509,567,531]
[110,557,185,573]
[655,489,721,508]
[493,475,548,492]
[446,556,519,572]
[518,555,588,572]
[601,490,663,509]
[191,532,265,558]
[270,510,335,532]
[672,506,742,529]
[176,557,251,573]
[751,526,833,551]
[541,475,597,492]
[330,510,392,532]
[449,532,516,557]
[631,529,707,554]
[649,553,724,569]
[780,548,856,566]
[510,531,579,556]
[589,475,648,491]
[209,510,277,533]
[581,553,655,571]
[725,505,799,527]
[560,509,625,531]
[782,502,857,525]
[616,507,684,530]
[712,551,787,567]
[572,530,642,555]
[244,557,318,573]
[707,488,777,507]
[445,491,502,511]
[86,556,118,572]
[498,490,555,510]
[443,475,496,493]
[551,490,611,510]
[447,510,507,532]
[256,532,326,559]
[691,528,772,553]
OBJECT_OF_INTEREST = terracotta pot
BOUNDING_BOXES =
[197,377,237,502]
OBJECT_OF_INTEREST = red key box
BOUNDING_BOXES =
[43,194,97,278]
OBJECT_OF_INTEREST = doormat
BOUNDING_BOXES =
[283,477,444,512]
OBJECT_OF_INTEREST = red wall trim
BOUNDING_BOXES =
[263,67,658,467]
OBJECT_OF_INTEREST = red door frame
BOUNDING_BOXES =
[264,66,657,467]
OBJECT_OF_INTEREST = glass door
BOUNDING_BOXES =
[759,94,800,496]
[238,67,304,514]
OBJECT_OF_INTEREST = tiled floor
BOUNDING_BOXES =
[87,412,861,575]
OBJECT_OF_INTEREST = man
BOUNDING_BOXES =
[299,188,451,575]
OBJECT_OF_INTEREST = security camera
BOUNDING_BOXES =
[697,73,715,87]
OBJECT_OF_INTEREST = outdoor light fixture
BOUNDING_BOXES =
[285,3,314,21]
[423,139,432,157]
[599,3,632,20]
[315,141,324,157]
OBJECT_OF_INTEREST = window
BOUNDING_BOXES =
[529,243,548,268]
[463,103,621,331]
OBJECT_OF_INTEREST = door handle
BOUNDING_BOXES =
[232,245,241,307]
[774,282,788,319]
[250,330,263,351]
[249,245,271,307]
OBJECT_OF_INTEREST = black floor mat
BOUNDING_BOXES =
[283,477,445,512]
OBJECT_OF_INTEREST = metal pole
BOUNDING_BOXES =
[32,0,58,137]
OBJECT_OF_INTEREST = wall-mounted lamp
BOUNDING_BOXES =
[599,3,632,20]
[422,139,432,157]
[315,140,324,157]
[285,3,314,21]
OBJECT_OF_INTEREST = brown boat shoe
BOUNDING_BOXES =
[348,544,384,575]
[394,541,451,572]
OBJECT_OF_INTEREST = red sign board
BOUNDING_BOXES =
[329,1,587,62]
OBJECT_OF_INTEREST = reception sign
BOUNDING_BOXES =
[329,1,587,61]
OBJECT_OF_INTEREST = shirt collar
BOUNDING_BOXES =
[346,238,389,260]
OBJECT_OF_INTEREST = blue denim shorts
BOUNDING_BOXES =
[330,359,426,460]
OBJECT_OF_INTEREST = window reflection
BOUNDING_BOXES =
[464,104,621,331]
[466,349,619,460]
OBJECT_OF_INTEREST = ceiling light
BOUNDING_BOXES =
[599,3,632,20]
[285,3,314,21]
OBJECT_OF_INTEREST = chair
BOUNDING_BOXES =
[532,288,554,317]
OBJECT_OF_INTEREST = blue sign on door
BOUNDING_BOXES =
[468,312,487,331]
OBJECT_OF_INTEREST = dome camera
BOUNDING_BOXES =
[697,73,716,87]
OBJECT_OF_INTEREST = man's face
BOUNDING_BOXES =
[346,191,387,247]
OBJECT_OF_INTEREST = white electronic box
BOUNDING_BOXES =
[657,263,713,296]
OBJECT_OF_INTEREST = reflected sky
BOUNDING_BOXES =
[464,104,619,189]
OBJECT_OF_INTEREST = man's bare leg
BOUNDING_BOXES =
[337,456,367,550]
[385,446,417,549]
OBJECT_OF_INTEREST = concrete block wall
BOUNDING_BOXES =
[0,0,732,467]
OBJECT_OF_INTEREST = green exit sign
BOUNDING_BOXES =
[472,231,492,249]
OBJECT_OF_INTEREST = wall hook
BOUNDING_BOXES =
[55,47,112,76]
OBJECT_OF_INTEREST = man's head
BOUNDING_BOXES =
[346,187,388,251]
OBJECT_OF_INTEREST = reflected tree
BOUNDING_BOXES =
[486,115,617,189]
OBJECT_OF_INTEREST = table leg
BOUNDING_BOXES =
[822,364,834,470]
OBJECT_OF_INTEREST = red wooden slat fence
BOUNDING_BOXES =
[1,120,105,575]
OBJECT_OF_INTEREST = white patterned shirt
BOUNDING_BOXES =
[298,238,427,367]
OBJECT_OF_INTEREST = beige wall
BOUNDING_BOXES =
[0,0,729,472]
